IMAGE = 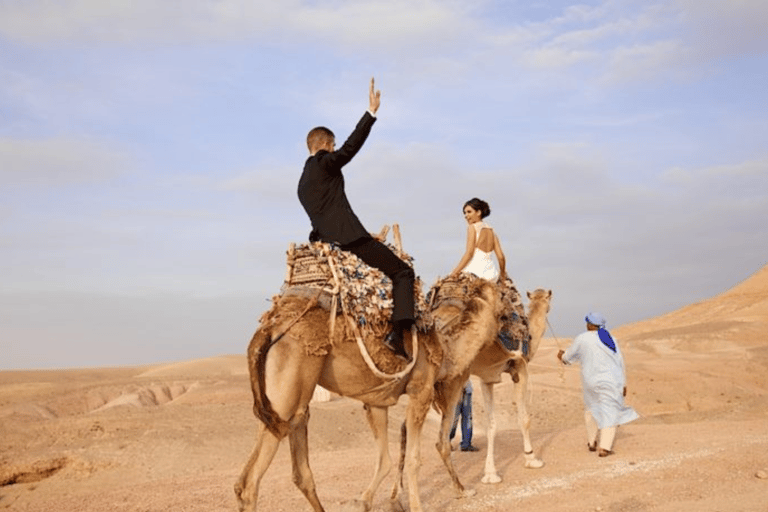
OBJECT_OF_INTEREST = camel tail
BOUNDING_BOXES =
[247,326,290,438]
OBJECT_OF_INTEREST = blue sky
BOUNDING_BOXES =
[2,0,767,370]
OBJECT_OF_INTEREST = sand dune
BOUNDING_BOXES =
[617,265,768,338]
[1,266,767,511]
[136,354,248,378]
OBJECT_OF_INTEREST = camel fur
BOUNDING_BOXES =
[469,288,553,484]
[234,255,499,512]
[394,280,552,499]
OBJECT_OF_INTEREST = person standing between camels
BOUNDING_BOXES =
[449,197,507,282]
[297,77,414,360]
[558,312,639,457]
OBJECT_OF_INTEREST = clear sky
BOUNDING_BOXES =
[2,0,767,370]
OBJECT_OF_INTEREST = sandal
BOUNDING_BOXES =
[587,442,597,452]
[598,448,614,457]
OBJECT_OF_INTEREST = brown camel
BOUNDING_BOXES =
[395,282,552,499]
[234,262,500,511]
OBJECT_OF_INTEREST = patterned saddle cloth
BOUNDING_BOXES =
[428,273,531,357]
[281,242,431,339]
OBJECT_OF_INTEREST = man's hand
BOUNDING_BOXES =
[369,77,381,114]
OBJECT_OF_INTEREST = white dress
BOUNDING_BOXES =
[562,330,639,429]
[461,221,499,281]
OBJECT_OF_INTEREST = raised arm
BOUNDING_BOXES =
[450,225,476,277]
[322,78,379,169]
[369,77,381,114]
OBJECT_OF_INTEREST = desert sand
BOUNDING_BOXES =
[2,266,768,512]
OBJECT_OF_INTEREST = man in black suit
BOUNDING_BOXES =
[297,78,414,360]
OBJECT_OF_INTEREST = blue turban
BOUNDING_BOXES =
[584,312,606,327]
[585,312,616,352]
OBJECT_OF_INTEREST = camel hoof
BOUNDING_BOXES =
[459,488,477,498]
[481,473,502,484]
[525,458,545,469]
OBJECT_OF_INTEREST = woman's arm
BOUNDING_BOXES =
[493,231,507,280]
[450,225,476,276]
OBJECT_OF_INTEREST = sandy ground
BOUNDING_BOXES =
[2,266,768,512]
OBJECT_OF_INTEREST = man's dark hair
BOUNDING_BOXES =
[307,126,335,151]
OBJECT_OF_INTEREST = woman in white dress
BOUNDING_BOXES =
[450,197,507,282]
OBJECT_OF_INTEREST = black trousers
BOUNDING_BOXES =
[341,237,415,325]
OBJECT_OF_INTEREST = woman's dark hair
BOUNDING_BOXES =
[464,197,491,219]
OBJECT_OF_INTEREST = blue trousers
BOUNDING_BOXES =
[449,387,473,449]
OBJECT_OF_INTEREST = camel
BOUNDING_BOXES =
[234,241,501,512]
[468,287,553,484]
[393,280,552,499]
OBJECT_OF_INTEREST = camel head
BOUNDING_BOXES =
[526,288,552,359]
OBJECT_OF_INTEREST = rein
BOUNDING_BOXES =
[546,317,567,383]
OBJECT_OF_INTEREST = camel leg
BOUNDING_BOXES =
[237,324,325,512]
[235,422,285,512]
[434,377,475,497]
[479,381,502,484]
[400,377,435,512]
[357,405,392,510]
[514,365,544,469]
[390,422,406,502]
[289,409,325,512]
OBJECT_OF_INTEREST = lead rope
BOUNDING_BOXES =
[546,318,567,384]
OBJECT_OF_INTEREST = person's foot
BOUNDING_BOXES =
[598,448,614,457]
[587,442,597,452]
[460,445,480,452]
[383,330,409,360]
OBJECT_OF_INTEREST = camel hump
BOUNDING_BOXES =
[430,274,531,356]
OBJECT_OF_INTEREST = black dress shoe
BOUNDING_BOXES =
[460,445,480,452]
[383,330,409,360]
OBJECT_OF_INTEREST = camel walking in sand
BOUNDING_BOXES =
[234,258,500,512]
[469,288,552,484]
[405,282,551,498]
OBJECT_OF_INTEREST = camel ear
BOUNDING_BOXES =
[547,289,552,298]
[526,291,532,299]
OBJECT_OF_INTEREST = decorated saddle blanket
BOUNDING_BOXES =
[428,273,531,357]
[281,242,431,339]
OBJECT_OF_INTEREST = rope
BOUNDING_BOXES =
[269,280,330,346]
[323,247,343,338]
[345,317,419,381]
[327,248,418,381]
[546,318,567,384]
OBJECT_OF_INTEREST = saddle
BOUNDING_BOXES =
[496,277,531,358]
[281,242,431,340]
[429,273,531,358]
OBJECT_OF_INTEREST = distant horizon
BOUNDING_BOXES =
[3,260,765,372]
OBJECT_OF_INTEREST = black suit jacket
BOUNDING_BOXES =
[297,112,377,246]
